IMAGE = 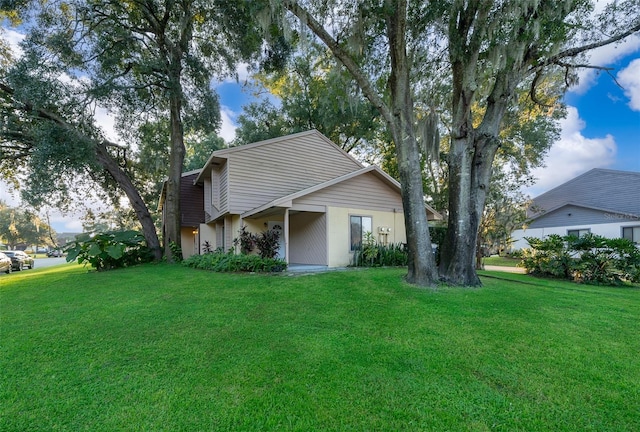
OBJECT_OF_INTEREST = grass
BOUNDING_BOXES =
[1,263,639,431]
[483,255,522,267]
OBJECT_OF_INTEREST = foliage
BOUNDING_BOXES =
[233,226,257,255]
[0,30,164,259]
[254,229,281,259]
[0,0,277,261]
[0,202,53,249]
[202,241,214,254]
[182,251,286,273]
[168,241,183,263]
[64,230,154,271]
[521,234,640,285]
[351,241,408,268]
[234,43,384,161]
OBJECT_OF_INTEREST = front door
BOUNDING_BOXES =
[268,221,285,259]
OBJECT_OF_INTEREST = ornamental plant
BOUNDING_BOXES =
[65,230,154,271]
[521,234,640,285]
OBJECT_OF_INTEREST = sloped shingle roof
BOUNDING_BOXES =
[529,168,640,220]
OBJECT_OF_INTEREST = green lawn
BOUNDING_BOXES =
[482,255,522,267]
[1,264,639,431]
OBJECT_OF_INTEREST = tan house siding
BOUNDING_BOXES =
[226,133,363,214]
[326,206,406,267]
[215,220,224,249]
[203,179,212,221]
[289,212,327,265]
[219,162,229,214]
[294,172,404,212]
[199,223,216,252]
[180,227,198,259]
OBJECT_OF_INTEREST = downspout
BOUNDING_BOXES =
[284,209,290,264]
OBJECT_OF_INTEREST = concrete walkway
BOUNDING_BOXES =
[483,265,526,274]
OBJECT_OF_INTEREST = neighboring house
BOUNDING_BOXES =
[511,168,640,250]
[161,129,442,266]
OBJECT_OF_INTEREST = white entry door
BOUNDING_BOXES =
[268,221,285,259]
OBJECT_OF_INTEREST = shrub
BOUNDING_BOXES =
[351,242,408,267]
[521,233,640,285]
[255,229,280,259]
[202,241,214,254]
[233,226,257,254]
[169,241,183,262]
[182,251,287,273]
[65,230,154,271]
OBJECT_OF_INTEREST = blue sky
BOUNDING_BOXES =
[564,56,640,173]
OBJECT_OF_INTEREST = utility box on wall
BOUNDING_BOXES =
[378,226,391,245]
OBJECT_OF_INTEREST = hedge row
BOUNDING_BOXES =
[521,234,640,285]
[182,252,287,273]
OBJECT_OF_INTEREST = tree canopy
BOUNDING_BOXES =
[272,0,640,286]
[1,0,275,260]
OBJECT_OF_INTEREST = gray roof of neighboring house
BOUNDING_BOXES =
[529,168,640,220]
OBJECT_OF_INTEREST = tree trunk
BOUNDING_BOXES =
[440,143,501,284]
[283,0,438,286]
[94,142,163,260]
[386,0,437,286]
[163,85,186,262]
[439,135,481,285]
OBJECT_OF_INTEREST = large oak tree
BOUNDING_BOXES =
[275,0,640,286]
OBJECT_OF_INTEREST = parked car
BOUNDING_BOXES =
[4,250,35,271]
[47,249,64,257]
[0,252,11,274]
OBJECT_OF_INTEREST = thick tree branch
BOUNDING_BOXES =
[282,1,393,127]
[544,23,640,67]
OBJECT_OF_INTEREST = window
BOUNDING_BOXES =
[350,215,372,251]
[622,226,640,244]
[567,228,590,237]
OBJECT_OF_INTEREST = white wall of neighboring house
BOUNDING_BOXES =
[511,220,640,250]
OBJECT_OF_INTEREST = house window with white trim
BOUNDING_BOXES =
[622,226,640,244]
[567,228,590,237]
[350,215,372,251]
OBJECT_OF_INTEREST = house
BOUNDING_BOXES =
[165,129,442,267]
[511,168,640,250]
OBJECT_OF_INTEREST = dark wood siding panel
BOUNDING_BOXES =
[227,134,362,213]
[180,173,204,227]
[293,173,404,212]
[289,212,326,265]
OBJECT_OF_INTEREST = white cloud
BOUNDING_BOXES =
[218,106,238,143]
[2,27,25,57]
[222,62,251,84]
[0,181,20,207]
[94,106,120,142]
[572,35,640,94]
[529,106,617,195]
[65,220,84,231]
[617,58,640,111]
